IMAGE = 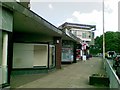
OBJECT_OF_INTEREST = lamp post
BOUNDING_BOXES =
[103,0,105,59]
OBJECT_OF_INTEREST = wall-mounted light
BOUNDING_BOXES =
[57,40,59,44]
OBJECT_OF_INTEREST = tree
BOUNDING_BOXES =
[90,31,120,55]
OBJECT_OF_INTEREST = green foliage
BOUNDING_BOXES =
[90,31,120,55]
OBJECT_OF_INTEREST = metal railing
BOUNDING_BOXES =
[104,59,120,88]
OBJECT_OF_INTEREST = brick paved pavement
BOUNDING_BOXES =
[11,57,108,88]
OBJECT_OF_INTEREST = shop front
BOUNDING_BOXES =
[1,1,81,88]
[76,44,82,61]
[0,5,13,88]
[62,41,74,63]
[12,43,56,74]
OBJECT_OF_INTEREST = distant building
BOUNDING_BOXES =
[59,22,96,60]
[59,22,96,45]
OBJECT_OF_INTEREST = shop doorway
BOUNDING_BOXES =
[49,45,55,68]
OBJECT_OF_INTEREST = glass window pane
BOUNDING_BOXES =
[82,32,86,38]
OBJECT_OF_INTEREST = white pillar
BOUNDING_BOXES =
[2,32,8,84]
[2,33,8,66]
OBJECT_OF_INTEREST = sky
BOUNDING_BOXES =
[30,0,119,37]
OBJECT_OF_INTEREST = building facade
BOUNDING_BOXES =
[59,22,96,60]
[59,22,96,45]
[0,1,80,88]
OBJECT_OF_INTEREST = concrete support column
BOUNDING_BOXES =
[73,42,77,63]
[54,37,62,69]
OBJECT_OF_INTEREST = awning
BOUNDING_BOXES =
[3,2,62,37]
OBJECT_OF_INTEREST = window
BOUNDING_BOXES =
[82,32,86,38]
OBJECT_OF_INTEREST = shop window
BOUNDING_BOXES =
[34,44,48,67]
[62,48,73,62]
[13,43,49,69]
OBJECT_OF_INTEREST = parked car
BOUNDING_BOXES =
[116,63,120,79]
[116,61,120,79]
[106,51,117,59]
[113,55,120,70]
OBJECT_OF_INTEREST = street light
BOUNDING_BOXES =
[103,0,105,59]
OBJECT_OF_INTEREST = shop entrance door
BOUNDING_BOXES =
[49,45,55,68]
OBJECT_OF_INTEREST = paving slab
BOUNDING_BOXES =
[10,57,108,88]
